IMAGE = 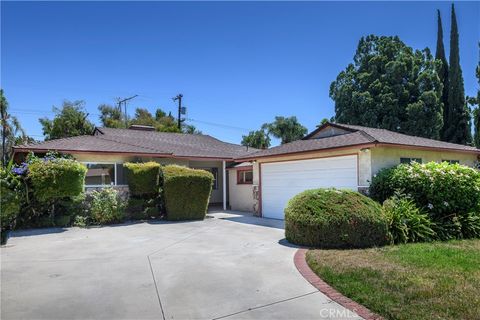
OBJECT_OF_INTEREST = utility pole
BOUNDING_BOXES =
[117,95,138,128]
[173,94,186,130]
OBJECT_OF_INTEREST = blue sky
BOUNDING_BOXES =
[1,1,479,145]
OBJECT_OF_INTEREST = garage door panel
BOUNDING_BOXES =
[261,155,358,219]
[262,170,357,186]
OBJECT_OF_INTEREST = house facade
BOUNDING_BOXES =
[14,126,258,210]
[14,123,480,220]
[233,123,480,219]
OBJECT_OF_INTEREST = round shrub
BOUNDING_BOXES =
[162,165,213,221]
[28,158,87,202]
[370,162,480,219]
[90,188,125,225]
[124,162,161,196]
[285,188,390,248]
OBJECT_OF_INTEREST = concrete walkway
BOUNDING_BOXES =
[1,212,361,320]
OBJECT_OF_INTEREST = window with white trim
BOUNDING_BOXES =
[83,162,127,187]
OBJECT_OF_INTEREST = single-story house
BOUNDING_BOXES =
[231,122,480,219]
[14,122,480,220]
[14,125,259,210]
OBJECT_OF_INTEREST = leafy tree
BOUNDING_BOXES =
[1,89,33,165]
[436,9,450,140]
[129,107,182,133]
[262,116,307,144]
[183,124,202,135]
[319,118,330,125]
[474,107,480,148]
[99,104,201,134]
[40,100,95,140]
[98,104,124,128]
[241,130,271,149]
[444,4,471,145]
[330,35,443,140]
[472,52,480,148]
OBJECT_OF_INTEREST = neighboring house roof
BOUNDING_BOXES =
[14,127,257,160]
[236,122,480,160]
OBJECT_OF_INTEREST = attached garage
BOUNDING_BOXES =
[260,155,358,219]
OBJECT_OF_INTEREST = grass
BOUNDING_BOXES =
[306,239,480,320]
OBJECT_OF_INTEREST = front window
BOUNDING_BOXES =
[84,163,127,186]
[400,158,422,164]
[237,170,253,184]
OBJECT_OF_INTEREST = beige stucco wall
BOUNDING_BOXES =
[71,153,225,204]
[73,153,136,163]
[371,147,478,178]
[228,170,255,212]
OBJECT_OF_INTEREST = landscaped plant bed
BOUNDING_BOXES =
[306,240,480,320]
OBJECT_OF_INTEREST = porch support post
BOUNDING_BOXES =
[222,160,227,210]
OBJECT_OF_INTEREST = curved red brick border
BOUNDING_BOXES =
[294,248,383,320]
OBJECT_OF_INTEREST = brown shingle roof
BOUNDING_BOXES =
[14,128,257,160]
[236,122,480,160]
[335,123,480,152]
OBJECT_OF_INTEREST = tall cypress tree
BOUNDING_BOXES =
[436,9,449,140]
[474,49,480,148]
[444,3,471,144]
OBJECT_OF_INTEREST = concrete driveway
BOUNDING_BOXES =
[1,212,361,320]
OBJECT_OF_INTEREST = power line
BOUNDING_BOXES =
[117,95,138,128]
[185,118,254,132]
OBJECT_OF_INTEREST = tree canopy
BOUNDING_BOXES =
[98,104,201,134]
[241,130,271,149]
[98,104,124,128]
[443,4,471,145]
[39,100,95,140]
[262,116,307,144]
[330,35,444,140]
[436,9,450,140]
[473,49,480,148]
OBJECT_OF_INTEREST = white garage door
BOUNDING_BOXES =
[261,155,358,219]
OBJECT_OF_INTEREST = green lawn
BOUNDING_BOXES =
[306,240,480,320]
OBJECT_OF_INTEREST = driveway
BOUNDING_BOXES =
[1,212,361,320]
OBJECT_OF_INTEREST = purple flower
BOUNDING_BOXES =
[11,162,28,176]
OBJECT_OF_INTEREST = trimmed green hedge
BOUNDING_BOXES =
[285,189,390,248]
[28,158,87,202]
[162,165,213,221]
[124,162,161,196]
[1,168,21,244]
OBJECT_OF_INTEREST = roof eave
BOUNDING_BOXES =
[12,146,238,161]
[234,142,377,162]
[376,143,480,155]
